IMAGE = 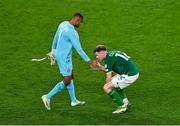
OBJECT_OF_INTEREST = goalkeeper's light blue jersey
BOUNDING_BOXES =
[52,21,90,63]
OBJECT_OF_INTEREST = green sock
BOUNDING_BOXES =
[108,89,124,106]
[116,88,127,100]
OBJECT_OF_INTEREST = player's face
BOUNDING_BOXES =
[95,51,106,61]
[74,17,83,28]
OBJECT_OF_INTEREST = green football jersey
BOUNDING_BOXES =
[104,50,139,76]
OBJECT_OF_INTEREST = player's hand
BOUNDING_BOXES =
[47,50,56,66]
[89,60,103,71]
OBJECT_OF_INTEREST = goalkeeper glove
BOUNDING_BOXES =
[47,48,56,66]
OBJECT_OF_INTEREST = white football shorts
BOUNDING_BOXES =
[111,73,139,89]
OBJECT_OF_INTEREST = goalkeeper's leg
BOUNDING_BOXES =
[42,81,65,110]
[66,74,85,106]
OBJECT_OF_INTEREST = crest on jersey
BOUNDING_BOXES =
[104,64,108,71]
[104,64,107,68]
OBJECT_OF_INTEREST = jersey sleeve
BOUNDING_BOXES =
[104,56,114,73]
[52,27,60,49]
[69,29,90,62]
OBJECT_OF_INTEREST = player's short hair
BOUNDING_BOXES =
[94,45,106,53]
[73,12,83,19]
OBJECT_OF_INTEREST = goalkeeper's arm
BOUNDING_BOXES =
[46,26,59,66]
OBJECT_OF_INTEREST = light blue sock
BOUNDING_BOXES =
[47,81,65,99]
[67,80,77,102]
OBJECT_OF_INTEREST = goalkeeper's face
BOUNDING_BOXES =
[95,51,106,61]
[74,17,83,28]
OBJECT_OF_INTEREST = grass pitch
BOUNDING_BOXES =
[0,0,180,124]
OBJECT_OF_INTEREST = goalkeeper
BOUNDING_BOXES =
[41,13,96,110]
[92,45,139,114]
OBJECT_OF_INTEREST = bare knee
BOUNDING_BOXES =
[103,83,113,94]
[63,76,72,86]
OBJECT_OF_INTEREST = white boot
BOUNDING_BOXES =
[41,95,51,110]
[71,100,85,106]
[112,104,128,114]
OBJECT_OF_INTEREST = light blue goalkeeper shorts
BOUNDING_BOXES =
[56,57,73,76]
